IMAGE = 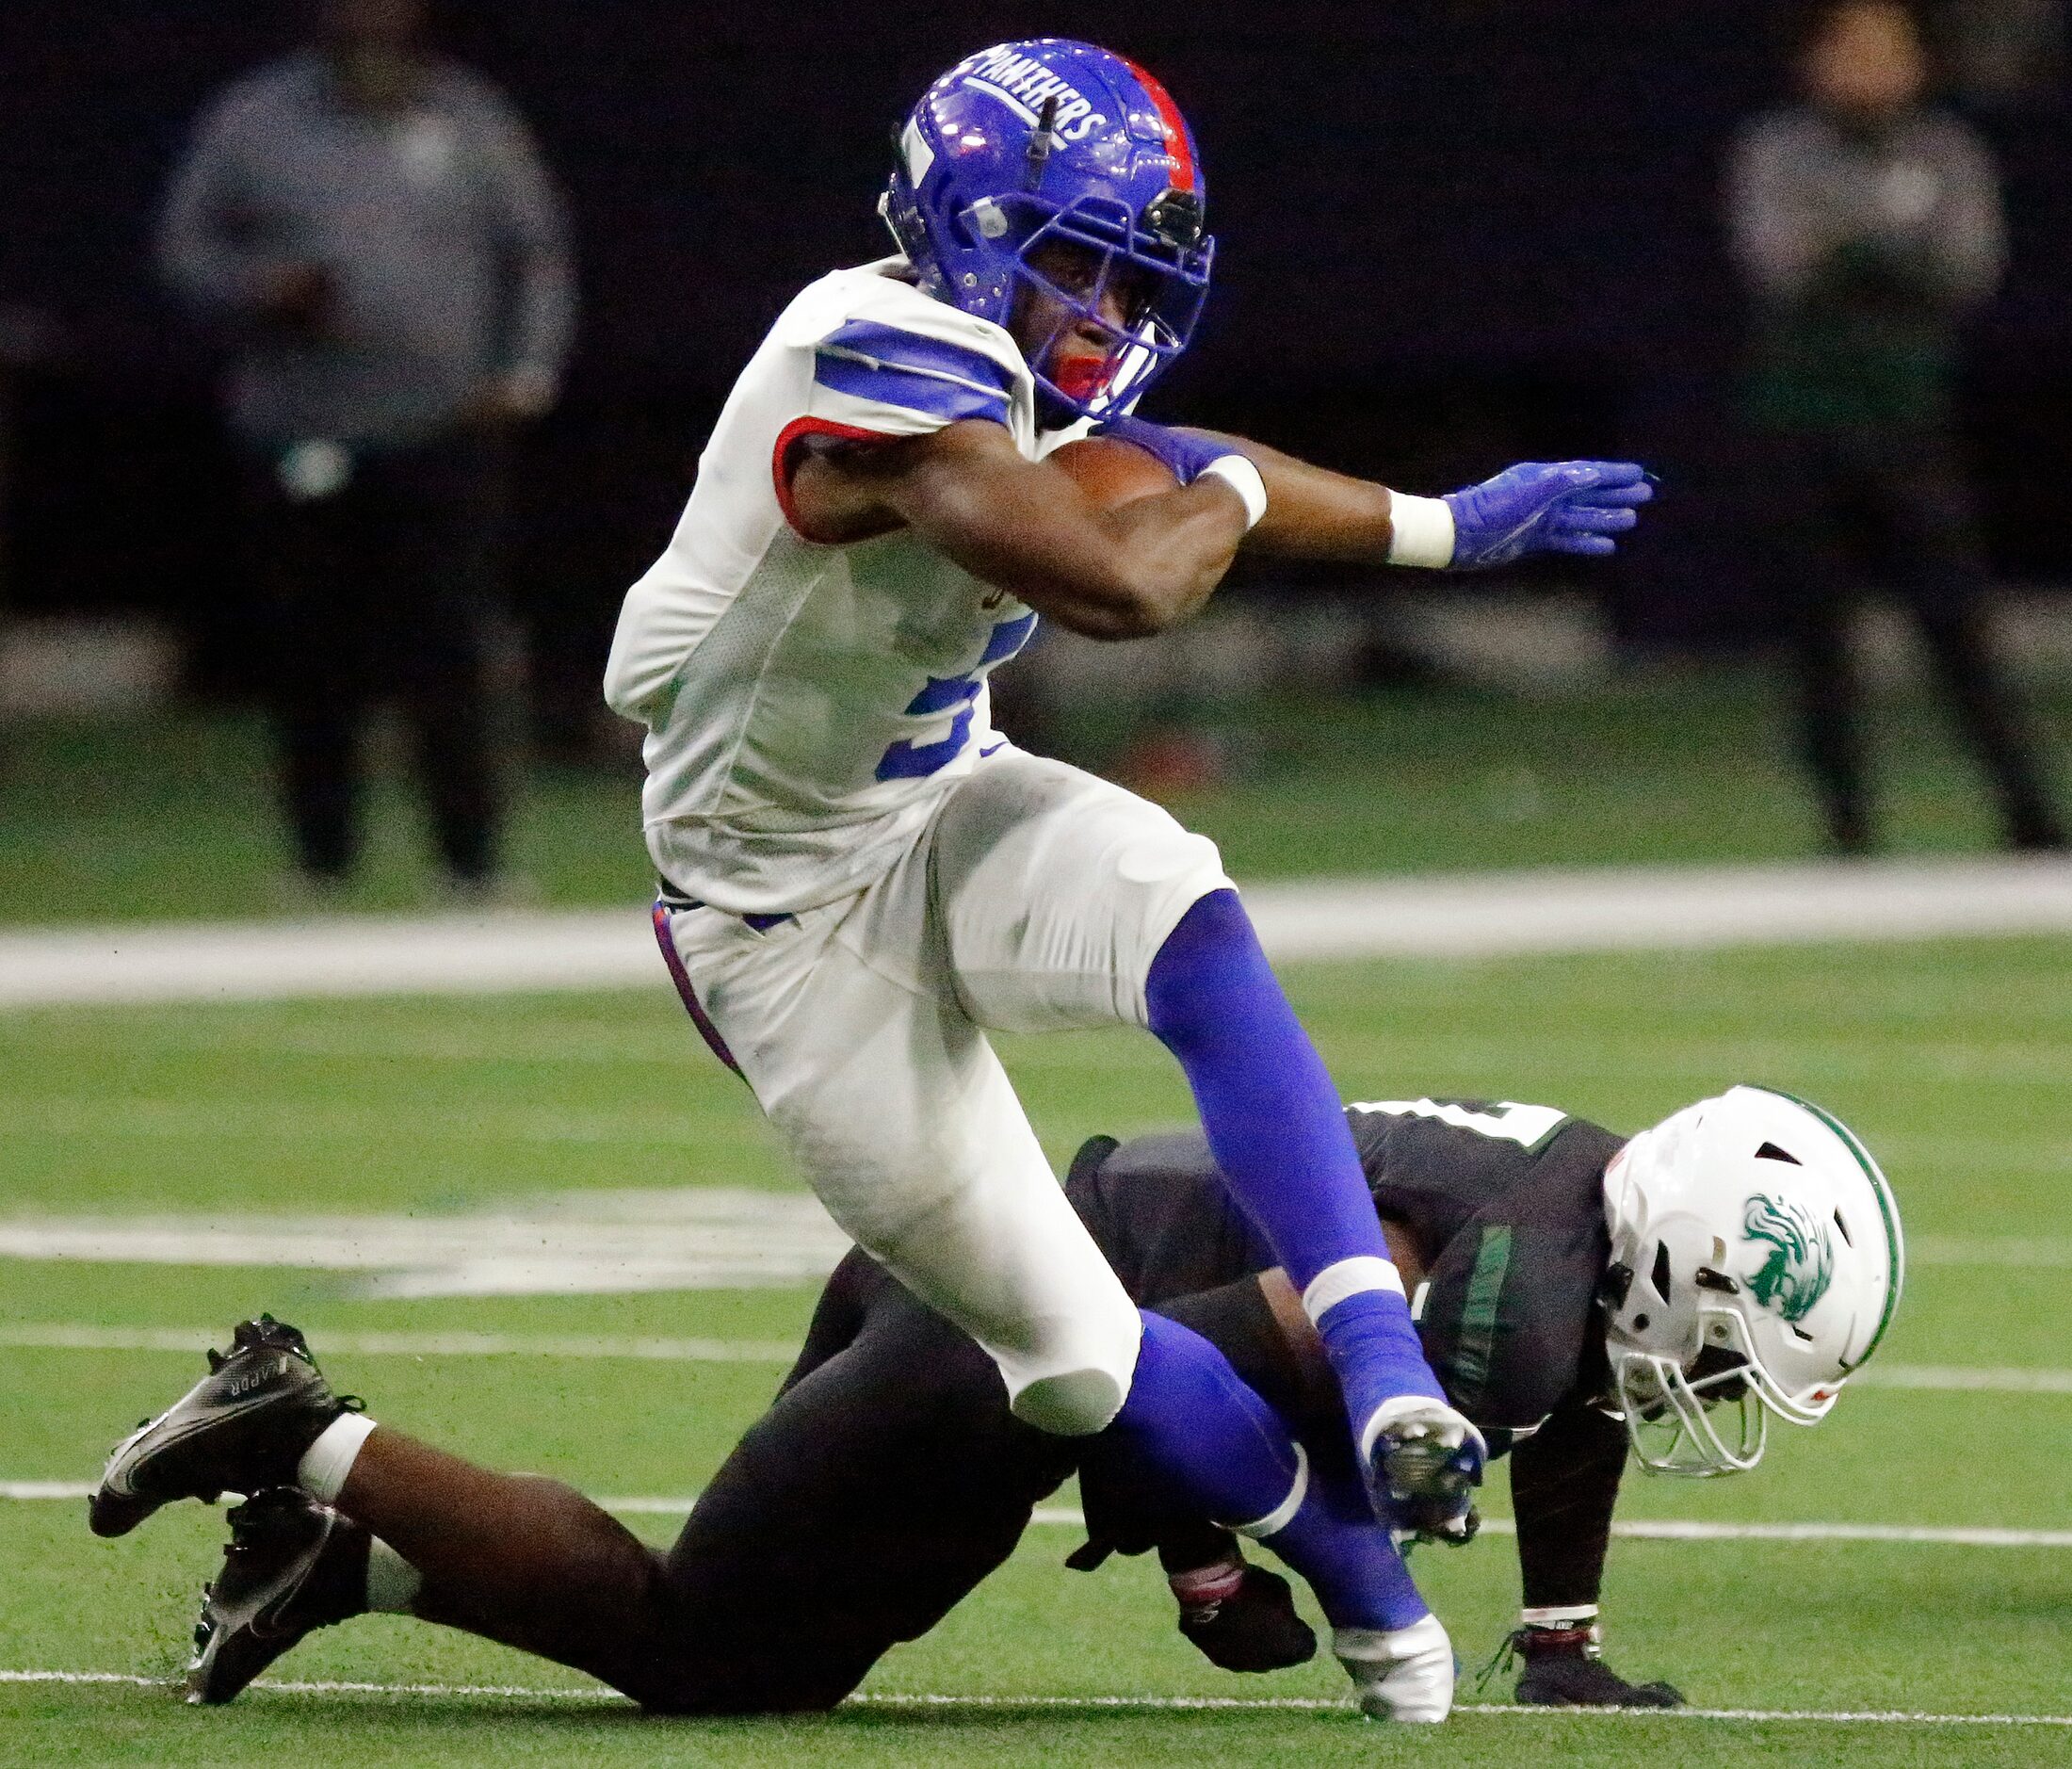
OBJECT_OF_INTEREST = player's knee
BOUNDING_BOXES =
[1145,885,1271,1041]
[1160,884,1255,958]
[1010,1365,1128,1436]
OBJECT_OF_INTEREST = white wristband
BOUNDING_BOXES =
[1386,493,1456,568]
[1201,454,1268,529]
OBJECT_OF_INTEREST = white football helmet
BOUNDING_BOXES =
[1600,1085,1902,1477]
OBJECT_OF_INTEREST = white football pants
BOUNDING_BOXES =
[657,747,1230,1436]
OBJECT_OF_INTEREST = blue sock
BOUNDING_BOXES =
[1109,1311,1313,1529]
[1253,1450,1430,1633]
[1144,890,1444,1436]
[1111,1315,1426,1633]
[1251,1450,1433,1624]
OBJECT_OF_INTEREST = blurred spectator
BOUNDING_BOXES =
[1727,0,2064,854]
[158,0,575,900]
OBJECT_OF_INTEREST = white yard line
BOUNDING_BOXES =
[0,1201,2064,1305]
[1,1668,2066,1726]
[0,1193,852,1298]
[1903,1238,2072,1269]
[5,1479,2068,1549]
[3,855,2069,1010]
[0,1323,802,1361]
[1859,1362,2072,1392]
[1581,1518,2072,1549]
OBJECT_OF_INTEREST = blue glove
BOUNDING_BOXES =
[1093,414,1267,527]
[1092,413,1231,484]
[1443,461,1654,570]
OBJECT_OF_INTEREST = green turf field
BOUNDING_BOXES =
[3,936,2068,1765]
[5,669,2067,923]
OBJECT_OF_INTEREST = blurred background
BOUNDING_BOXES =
[2,0,2068,917]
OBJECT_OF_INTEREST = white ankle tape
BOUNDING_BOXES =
[1302,1256,1405,1325]
[364,1536,423,1615]
[1522,1604,1600,1627]
[1230,1444,1309,1541]
[297,1413,376,1503]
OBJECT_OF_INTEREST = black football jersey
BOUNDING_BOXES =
[1066,1099,1624,1438]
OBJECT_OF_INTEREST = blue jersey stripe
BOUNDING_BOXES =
[979,611,1039,665]
[813,352,1011,426]
[819,321,1017,398]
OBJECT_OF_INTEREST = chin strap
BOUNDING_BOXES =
[1024,95,1061,192]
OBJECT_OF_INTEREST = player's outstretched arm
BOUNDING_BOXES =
[1103,415,1654,572]
[791,419,1252,641]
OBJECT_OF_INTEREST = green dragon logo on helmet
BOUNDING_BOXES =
[1741,1194,1835,1323]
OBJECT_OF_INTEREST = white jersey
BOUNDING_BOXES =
[606,257,1078,913]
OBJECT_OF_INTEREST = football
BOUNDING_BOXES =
[1046,433,1180,510]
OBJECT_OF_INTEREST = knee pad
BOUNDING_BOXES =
[1009,1365,1128,1437]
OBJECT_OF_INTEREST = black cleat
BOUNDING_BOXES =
[187,1488,369,1705]
[1364,1398,1486,1535]
[1499,1624,1686,1710]
[89,1316,352,1539]
[1176,1564,1317,1674]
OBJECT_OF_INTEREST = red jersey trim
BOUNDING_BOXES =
[770,415,899,544]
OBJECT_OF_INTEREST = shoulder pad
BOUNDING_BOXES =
[786,264,1028,435]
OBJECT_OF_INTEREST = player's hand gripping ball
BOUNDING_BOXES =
[1046,435,1181,511]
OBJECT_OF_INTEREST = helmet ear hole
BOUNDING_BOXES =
[1688,1342,1752,1401]
[1650,1241,1674,1302]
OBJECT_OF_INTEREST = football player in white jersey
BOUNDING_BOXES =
[597,38,1653,1623]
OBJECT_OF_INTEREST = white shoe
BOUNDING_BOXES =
[1335,1614,1455,1723]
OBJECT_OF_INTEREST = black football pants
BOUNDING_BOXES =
[245,431,509,884]
[1766,427,2063,851]
[612,1253,1076,1712]
[584,1255,1276,1713]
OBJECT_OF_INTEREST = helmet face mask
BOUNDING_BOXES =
[1008,207,1210,414]
[881,40,1215,422]
[1610,1310,1770,1478]
[1600,1086,1903,1479]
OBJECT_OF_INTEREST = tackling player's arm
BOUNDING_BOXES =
[789,421,1252,641]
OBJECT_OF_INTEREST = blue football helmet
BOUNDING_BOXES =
[880,40,1214,423]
